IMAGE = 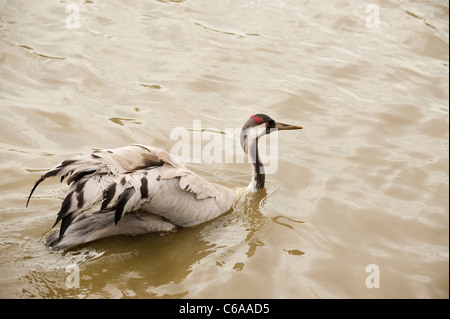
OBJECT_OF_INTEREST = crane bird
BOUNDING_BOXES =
[27,114,302,249]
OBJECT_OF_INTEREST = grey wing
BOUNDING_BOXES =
[27,144,167,240]
[101,149,237,227]
[28,144,236,242]
[139,164,236,227]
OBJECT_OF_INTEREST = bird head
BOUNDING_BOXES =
[240,114,303,152]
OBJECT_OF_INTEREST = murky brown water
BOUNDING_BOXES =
[0,0,448,299]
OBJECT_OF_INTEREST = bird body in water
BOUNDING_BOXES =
[27,114,302,250]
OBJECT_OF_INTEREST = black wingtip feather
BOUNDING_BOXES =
[59,213,75,242]
[26,175,46,207]
[114,187,135,225]
[102,183,117,210]
[52,191,74,228]
[67,170,95,185]
[26,165,67,207]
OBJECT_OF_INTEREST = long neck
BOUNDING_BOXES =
[249,137,265,192]
[241,130,265,192]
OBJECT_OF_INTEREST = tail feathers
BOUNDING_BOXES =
[47,171,151,243]
[26,162,72,207]
[27,156,112,242]
[26,157,105,207]
[52,176,107,241]
[26,175,47,208]
[29,152,159,247]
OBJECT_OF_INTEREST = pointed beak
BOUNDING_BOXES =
[275,121,303,131]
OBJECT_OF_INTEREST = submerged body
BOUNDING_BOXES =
[27,114,302,250]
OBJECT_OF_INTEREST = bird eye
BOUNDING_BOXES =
[266,120,275,128]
